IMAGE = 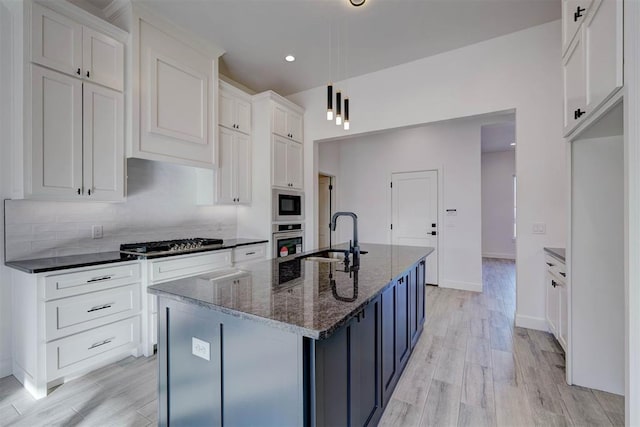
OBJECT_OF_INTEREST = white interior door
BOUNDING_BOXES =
[392,170,438,285]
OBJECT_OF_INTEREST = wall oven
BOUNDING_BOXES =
[273,190,304,222]
[273,223,304,258]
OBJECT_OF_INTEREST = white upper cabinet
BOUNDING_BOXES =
[219,82,251,134]
[562,0,622,137]
[216,127,252,205]
[272,104,303,143]
[584,0,623,113]
[83,83,125,201]
[31,66,84,199]
[82,27,124,91]
[272,135,303,191]
[31,3,83,78]
[562,0,593,55]
[134,9,223,169]
[31,3,124,91]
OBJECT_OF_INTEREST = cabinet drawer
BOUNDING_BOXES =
[149,251,232,283]
[44,263,141,300]
[545,255,566,281]
[45,284,141,341]
[46,316,140,380]
[232,244,266,263]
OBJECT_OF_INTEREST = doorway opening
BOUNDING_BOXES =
[391,170,439,285]
[318,173,336,248]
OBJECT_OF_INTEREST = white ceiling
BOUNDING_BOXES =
[481,119,516,153]
[103,0,560,95]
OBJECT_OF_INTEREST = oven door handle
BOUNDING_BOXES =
[273,232,304,239]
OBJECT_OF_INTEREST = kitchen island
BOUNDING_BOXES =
[148,243,434,426]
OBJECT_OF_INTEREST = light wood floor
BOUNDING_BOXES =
[0,259,624,426]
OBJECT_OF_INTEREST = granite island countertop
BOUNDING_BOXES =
[148,243,434,340]
[6,238,268,273]
[544,247,566,262]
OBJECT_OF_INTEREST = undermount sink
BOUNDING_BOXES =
[300,249,368,263]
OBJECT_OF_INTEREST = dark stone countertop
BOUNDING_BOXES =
[544,247,566,262]
[148,243,434,340]
[5,238,269,274]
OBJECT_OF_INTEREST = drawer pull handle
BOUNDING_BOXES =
[559,272,566,277]
[245,251,256,256]
[87,275,113,283]
[88,337,114,350]
[546,262,554,267]
[87,303,114,313]
[551,280,558,288]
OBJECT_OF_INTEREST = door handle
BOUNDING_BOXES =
[574,6,586,21]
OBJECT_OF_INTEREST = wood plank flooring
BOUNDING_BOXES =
[0,258,624,426]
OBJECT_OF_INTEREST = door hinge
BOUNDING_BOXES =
[329,184,333,191]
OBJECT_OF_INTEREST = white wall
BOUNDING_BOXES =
[5,159,238,261]
[319,117,484,291]
[289,20,566,330]
[0,1,14,378]
[481,150,516,259]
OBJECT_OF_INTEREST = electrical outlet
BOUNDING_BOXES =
[532,223,546,234]
[91,225,103,239]
[192,337,210,361]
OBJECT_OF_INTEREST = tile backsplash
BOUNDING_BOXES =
[4,158,238,260]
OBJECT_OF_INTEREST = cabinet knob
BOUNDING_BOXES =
[429,231,437,236]
[574,6,586,21]
[88,189,91,196]
[77,188,81,195]
[574,108,586,120]
[551,280,558,288]
[86,70,90,78]
[76,68,81,75]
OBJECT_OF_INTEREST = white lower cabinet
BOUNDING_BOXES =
[11,262,142,399]
[545,254,567,352]
[232,243,267,263]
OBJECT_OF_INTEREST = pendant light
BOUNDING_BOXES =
[335,91,342,126]
[327,84,334,120]
[343,98,350,130]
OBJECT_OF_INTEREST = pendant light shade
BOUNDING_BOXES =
[335,91,342,125]
[326,84,334,120]
[343,98,350,130]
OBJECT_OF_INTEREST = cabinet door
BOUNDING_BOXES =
[218,90,235,130]
[584,0,623,114]
[288,111,303,142]
[235,133,252,204]
[287,141,304,190]
[82,27,124,91]
[396,275,410,370]
[562,0,592,54]
[381,284,398,405]
[272,136,289,188]
[139,20,214,167]
[216,128,235,204]
[418,259,426,326]
[83,83,124,201]
[546,272,560,336]
[273,105,288,138]
[235,98,251,134]
[31,3,82,78]
[559,282,568,351]
[31,66,83,198]
[351,298,382,427]
[563,30,586,136]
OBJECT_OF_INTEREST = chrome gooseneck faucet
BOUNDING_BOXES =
[330,212,359,257]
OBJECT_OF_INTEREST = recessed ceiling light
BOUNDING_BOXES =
[510,142,516,146]
[285,55,295,62]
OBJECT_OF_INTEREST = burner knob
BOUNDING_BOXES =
[170,244,178,251]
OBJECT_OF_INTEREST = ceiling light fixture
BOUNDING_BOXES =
[510,142,516,146]
[349,0,365,6]
[285,55,295,62]
[343,98,350,130]
[327,84,334,120]
[335,91,342,126]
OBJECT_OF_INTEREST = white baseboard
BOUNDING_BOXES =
[0,356,11,378]
[440,280,482,293]
[515,313,548,331]
[482,252,516,260]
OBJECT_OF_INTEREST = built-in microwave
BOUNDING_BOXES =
[273,189,304,222]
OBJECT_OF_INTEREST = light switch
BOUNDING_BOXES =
[192,337,210,361]
[532,223,546,234]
